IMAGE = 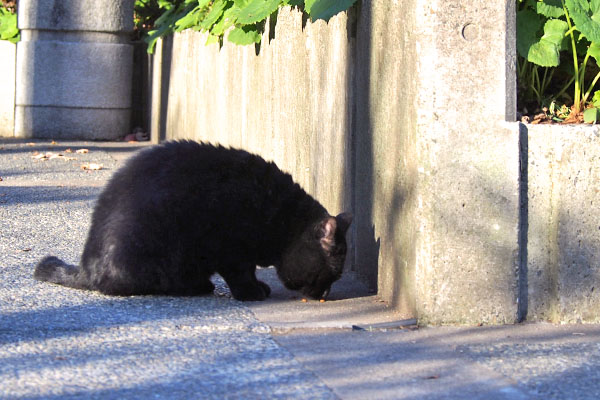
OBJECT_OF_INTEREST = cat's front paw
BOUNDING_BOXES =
[230,283,269,301]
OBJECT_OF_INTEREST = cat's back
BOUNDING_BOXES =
[102,141,298,212]
[112,141,280,186]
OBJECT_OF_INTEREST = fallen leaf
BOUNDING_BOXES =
[32,152,76,161]
[424,375,440,380]
[301,298,307,303]
[0,177,3,182]
[26,142,35,146]
[32,153,47,160]
[51,140,57,145]
[81,163,103,171]
[76,148,89,154]
[21,248,32,252]
[320,299,326,303]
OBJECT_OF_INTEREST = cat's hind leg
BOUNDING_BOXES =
[219,263,270,301]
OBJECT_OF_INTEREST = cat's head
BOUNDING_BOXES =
[278,212,353,299]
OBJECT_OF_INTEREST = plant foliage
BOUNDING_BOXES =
[517,0,600,121]
[0,5,18,43]
[137,0,357,53]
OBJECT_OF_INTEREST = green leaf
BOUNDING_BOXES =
[175,6,202,32]
[536,0,565,18]
[527,19,568,66]
[237,0,281,25]
[234,0,252,7]
[154,5,177,26]
[200,0,228,30]
[566,0,600,42]
[584,107,600,123]
[228,25,262,44]
[0,9,19,42]
[305,0,356,21]
[588,41,600,63]
[517,9,544,58]
[206,34,220,45]
[592,89,600,106]
[158,0,175,8]
[211,6,240,36]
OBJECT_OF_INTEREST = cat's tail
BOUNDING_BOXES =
[34,256,90,290]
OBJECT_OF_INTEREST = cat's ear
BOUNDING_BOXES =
[318,217,337,253]
[335,212,353,235]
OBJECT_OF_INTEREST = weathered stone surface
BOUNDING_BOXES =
[0,41,15,137]
[527,124,600,323]
[14,0,134,139]
[14,106,131,140]
[154,1,522,324]
[15,40,132,109]
[353,0,419,311]
[18,0,133,32]
[411,0,520,324]
[354,0,521,324]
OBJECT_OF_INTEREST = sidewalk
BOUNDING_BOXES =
[1,139,599,399]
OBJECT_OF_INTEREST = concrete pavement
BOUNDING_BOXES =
[1,139,600,399]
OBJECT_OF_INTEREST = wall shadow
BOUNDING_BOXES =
[351,0,379,292]
[151,35,173,143]
[518,123,529,321]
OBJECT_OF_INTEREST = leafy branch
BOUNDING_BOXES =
[141,0,357,53]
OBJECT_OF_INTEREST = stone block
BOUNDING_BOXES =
[15,0,134,139]
[527,124,600,323]
[0,41,15,137]
[18,0,133,32]
[14,106,130,140]
[15,40,133,109]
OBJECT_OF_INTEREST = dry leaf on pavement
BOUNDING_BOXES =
[81,163,103,171]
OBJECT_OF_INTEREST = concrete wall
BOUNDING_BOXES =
[153,1,598,324]
[526,124,600,323]
[154,2,522,324]
[0,41,15,137]
[353,0,419,314]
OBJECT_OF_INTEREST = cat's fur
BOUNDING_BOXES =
[34,141,352,301]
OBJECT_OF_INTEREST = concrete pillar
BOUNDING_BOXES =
[0,41,16,137]
[411,0,521,325]
[355,0,521,324]
[14,0,134,139]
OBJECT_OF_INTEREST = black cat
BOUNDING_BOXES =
[34,141,352,301]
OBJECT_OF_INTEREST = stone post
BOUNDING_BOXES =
[14,0,134,139]
[0,41,16,137]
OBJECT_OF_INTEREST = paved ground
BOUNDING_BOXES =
[1,139,600,399]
